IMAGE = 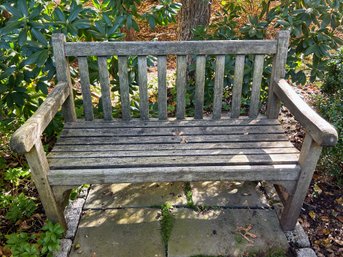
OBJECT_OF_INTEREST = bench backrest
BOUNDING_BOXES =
[52,31,289,121]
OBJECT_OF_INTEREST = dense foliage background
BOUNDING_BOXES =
[0,0,342,256]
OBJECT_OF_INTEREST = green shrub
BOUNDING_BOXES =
[5,221,64,257]
[5,233,40,257]
[4,167,30,186]
[193,0,343,85]
[0,0,181,123]
[316,48,343,184]
[5,193,37,223]
[322,47,343,94]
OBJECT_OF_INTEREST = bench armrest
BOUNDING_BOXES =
[10,82,70,153]
[273,79,338,146]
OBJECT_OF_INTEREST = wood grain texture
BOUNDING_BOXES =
[194,55,206,119]
[267,30,290,119]
[64,117,280,128]
[280,134,322,230]
[56,134,289,145]
[176,55,187,120]
[48,165,300,185]
[25,140,66,228]
[52,33,76,122]
[249,55,264,118]
[212,55,225,120]
[65,40,278,56]
[60,125,285,137]
[78,57,94,121]
[231,55,245,118]
[11,82,69,153]
[49,147,299,158]
[97,57,112,120]
[138,56,149,120]
[49,154,299,169]
[118,56,130,120]
[158,56,168,120]
[52,141,296,152]
[274,79,338,146]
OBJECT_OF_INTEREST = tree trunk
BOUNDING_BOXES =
[178,0,211,40]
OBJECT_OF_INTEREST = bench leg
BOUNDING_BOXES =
[273,181,296,205]
[25,140,67,229]
[52,186,73,226]
[280,134,322,231]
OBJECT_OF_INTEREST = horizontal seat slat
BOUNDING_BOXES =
[64,118,280,129]
[48,153,299,169]
[60,125,285,137]
[56,134,289,145]
[48,165,300,185]
[48,147,299,158]
[65,40,278,56]
[51,141,296,152]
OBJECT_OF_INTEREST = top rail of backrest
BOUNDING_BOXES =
[64,40,278,56]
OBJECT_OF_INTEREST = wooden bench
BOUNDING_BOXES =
[10,31,338,231]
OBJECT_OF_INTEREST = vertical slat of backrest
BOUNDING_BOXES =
[158,56,168,120]
[118,56,130,120]
[138,56,149,120]
[267,30,290,119]
[78,57,94,121]
[194,55,206,119]
[52,34,76,122]
[97,57,112,120]
[212,55,225,120]
[176,55,187,120]
[231,55,245,118]
[249,55,265,118]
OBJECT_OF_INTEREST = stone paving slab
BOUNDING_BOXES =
[168,208,289,257]
[69,208,165,257]
[296,248,317,257]
[191,181,270,208]
[54,239,72,257]
[84,182,186,209]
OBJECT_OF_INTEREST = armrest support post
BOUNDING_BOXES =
[267,30,290,119]
[273,79,338,146]
[281,134,322,230]
[25,139,67,228]
[10,82,70,153]
[52,33,77,122]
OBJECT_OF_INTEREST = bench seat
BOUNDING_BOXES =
[47,118,300,185]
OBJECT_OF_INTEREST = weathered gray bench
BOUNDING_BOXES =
[11,31,338,231]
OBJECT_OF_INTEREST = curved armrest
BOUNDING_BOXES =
[10,82,70,153]
[273,79,338,146]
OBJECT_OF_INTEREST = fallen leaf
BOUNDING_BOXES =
[19,220,32,231]
[235,224,257,244]
[300,217,310,228]
[180,136,188,144]
[333,238,343,246]
[335,197,343,205]
[173,130,184,136]
[309,210,316,220]
[321,237,332,247]
[313,183,322,195]
[320,215,330,222]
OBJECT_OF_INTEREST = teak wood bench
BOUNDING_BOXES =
[11,31,338,231]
